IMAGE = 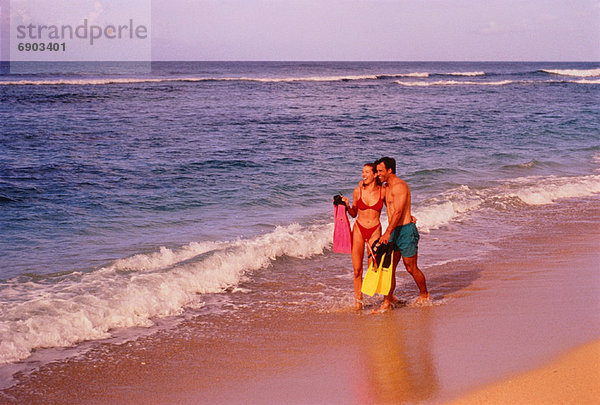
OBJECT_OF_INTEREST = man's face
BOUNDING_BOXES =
[376,163,390,183]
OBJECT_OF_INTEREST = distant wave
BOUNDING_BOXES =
[540,68,600,77]
[3,68,599,86]
[0,74,410,86]
[395,79,600,87]
[379,72,486,79]
[0,77,197,86]
[571,79,600,84]
[377,72,430,79]
[0,76,372,86]
[395,80,514,87]
[0,72,490,86]
[442,71,486,77]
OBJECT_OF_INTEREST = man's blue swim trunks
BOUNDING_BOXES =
[389,222,419,258]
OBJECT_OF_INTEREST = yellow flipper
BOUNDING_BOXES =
[361,258,381,296]
[376,251,393,296]
[361,251,394,296]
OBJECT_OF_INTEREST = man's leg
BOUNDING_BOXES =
[402,254,429,302]
[387,251,401,305]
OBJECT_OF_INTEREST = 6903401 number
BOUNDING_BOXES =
[17,42,66,52]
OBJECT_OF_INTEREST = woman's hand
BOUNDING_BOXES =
[341,196,350,206]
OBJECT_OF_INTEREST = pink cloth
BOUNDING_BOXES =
[333,204,352,254]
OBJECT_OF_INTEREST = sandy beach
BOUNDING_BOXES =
[1,0,599,401]
[1,197,598,404]
[1,0,598,401]
[450,340,600,404]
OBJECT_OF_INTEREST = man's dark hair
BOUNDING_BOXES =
[376,157,396,174]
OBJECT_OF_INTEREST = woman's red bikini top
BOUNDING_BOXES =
[357,187,384,212]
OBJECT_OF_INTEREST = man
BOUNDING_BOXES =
[376,157,429,312]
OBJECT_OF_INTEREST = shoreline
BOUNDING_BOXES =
[449,339,600,404]
[1,197,598,404]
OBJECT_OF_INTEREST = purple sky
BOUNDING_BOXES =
[151,0,600,61]
[2,0,599,61]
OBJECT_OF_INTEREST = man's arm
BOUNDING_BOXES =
[379,183,409,243]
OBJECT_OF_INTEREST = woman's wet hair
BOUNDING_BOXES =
[364,163,382,185]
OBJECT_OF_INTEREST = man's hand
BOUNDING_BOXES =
[379,231,391,244]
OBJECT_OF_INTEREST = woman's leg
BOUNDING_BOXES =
[365,226,382,271]
[351,225,365,309]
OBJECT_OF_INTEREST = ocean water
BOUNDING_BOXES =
[0,62,599,370]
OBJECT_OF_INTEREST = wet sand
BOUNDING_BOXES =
[1,198,599,404]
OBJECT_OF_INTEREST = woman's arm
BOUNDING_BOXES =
[342,188,359,218]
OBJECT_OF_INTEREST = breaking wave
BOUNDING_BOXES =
[0,71,487,86]
[395,79,600,87]
[395,80,514,87]
[414,174,600,231]
[1,172,598,365]
[540,68,600,77]
[0,223,332,364]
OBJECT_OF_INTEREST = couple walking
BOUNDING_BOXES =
[341,157,429,312]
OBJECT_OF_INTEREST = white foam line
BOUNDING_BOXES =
[395,80,514,87]
[395,79,600,87]
[0,72,437,86]
[0,74,389,86]
[571,79,600,84]
[445,71,486,76]
[541,68,600,77]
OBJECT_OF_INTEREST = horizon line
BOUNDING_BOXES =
[1,60,599,64]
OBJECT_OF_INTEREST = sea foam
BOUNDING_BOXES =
[444,71,486,76]
[0,72,477,86]
[503,175,600,205]
[2,70,597,87]
[0,223,332,364]
[395,79,600,87]
[541,68,600,77]
[0,74,401,86]
[1,173,598,364]
[413,174,600,231]
[395,80,515,87]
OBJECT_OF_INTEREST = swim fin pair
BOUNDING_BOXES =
[361,242,394,296]
[332,199,352,254]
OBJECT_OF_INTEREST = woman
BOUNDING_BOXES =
[341,163,385,310]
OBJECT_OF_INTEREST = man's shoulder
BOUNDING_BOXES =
[388,176,409,192]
